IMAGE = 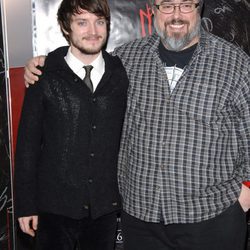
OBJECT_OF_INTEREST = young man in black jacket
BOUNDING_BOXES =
[14,0,128,249]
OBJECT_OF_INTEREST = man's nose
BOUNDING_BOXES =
[172,5,182,18]
[88,23,97,34]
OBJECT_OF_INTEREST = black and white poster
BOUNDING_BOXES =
[32,0,250,56]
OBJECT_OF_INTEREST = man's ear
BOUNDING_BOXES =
[151,5,156,16]
[58,21,69,36]
[151,0,156,15]
[61,27,69,36]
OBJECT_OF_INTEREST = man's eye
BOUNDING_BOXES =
[182,4,192,8]
[97,20,106,25]
[78,21,87,26]
[161,4,173,9]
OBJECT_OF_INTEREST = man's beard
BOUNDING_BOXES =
[71,35,107,55]
[154,17,201,51]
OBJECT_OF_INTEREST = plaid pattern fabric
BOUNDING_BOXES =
[113,28,250,224]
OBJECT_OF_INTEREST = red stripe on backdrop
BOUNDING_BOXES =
[9,67,26,164]
[244,182,250,188]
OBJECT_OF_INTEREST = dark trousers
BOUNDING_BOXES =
[35,212,118,250]
[122,201,247,250]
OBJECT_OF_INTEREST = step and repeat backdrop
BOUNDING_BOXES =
[1,0,249,250]
[32,0,250,55]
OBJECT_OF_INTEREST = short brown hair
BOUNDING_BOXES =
[57,0,110,43]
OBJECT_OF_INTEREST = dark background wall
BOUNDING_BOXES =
[202,0,249,55]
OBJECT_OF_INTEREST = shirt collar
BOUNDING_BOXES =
[64,47,105,77]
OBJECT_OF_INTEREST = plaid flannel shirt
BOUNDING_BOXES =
[113,28,250,224]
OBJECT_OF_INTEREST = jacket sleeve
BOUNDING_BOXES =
[235,68,250,182]
[14,80,44,218]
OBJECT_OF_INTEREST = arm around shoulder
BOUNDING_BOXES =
[24,55,46,87]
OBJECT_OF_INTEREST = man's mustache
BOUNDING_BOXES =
[165,19,189,26]
[82,35,102,40]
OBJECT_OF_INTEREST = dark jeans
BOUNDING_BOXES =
[35,212,118,250]
[122,201,247,250]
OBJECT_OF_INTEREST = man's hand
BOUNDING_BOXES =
[238,183,250,212]
[18,215,38,237]
[24,56,46,87]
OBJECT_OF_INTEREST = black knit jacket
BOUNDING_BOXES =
[14,47,129,219]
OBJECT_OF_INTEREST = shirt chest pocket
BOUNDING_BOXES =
[173,94,236,132]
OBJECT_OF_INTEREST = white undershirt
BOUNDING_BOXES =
[164,65,184,93]
[64,47,105,92]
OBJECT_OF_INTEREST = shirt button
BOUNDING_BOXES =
[83,205,89,209]
[92,98,97,103]
[90,153,95,157]
[88,178,93,184]
[92,125,96,130]
[160,165,164,169]
[166,98,171,105]
[74,78,78,82]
